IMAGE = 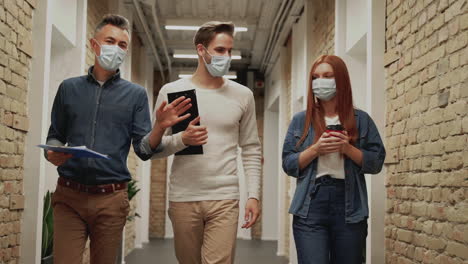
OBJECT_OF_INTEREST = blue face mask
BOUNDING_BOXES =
[202,47,232,77]
[94,39,127,71]
[312,78,336,101]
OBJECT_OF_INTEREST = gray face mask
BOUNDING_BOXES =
[312,78,336,101]
[202,47,232,77]
[93,39,127,71]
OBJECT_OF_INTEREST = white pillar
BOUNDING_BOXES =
[366,0,386,263]
[262,97,279,241]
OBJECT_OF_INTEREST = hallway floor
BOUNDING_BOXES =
[125,239,288,264]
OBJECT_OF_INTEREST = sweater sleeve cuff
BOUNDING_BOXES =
[173,132,188,152]
[248,193,260,201]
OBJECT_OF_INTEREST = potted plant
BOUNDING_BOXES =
[41,191,54,264]
[126,179,141,221]
[116,179,141,263]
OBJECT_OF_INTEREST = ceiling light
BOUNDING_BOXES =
[178,71,237,79]
[173,54,199,59]
[165,25,200,31]
[173,50,242,60]
[165,25,248,32]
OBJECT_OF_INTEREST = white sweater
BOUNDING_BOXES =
[152,77,262,202]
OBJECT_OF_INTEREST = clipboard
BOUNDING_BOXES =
[167,89,204,155]
[37,145,110,159]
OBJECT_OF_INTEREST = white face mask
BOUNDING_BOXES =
[312,78,336,101]
[202,46,232,77]
[93,39,127,71]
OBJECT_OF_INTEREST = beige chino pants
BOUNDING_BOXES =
[169,199,240,264]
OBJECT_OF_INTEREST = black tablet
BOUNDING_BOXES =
[167,89,203,155]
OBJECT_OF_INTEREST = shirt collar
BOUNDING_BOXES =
[87,66,121,85]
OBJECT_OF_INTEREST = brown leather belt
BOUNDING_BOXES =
[57,177,127,194]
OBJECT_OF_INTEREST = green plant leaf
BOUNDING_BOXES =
[41,191,54,258]
[127,180,141,201]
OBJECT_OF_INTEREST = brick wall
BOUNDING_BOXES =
[0,0,34,262]
[308,0,335,59]
[149,158,166,237]
[384,0,467,263]
[149,72,167,238]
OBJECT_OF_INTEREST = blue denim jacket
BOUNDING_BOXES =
[282,109,386,223]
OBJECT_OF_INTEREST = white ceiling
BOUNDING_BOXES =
[138,0,283,71]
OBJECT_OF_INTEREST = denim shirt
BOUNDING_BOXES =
[282,109,386,223]
[46,67,161,185]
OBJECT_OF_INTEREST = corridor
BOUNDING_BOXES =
[125,239,288,264]
[1,0,466,263]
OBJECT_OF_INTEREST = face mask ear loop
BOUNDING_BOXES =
[92,39,102,57]
[202,46,213,64]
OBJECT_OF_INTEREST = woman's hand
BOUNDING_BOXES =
[299,132,340,170]
[327,131,351,154]
[311,132,345,155]
[329,131,363,166]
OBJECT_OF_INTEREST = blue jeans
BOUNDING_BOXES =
[293,176,367,264]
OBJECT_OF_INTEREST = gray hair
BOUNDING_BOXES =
[95,14,130,35]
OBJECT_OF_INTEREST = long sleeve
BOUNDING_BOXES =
[239,94,262,200]
[282,113,312,178]
[150,86,187,159]
[47,83,67,145]
[359,113,386,174]
[131,90,165,161]
[44,83,68,160]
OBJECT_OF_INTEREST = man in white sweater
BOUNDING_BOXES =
[152,21,262,264]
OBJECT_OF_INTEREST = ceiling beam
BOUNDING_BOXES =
[192,0,198,17]
[239,0,248,18]
[163,17,258,26]
[175,0,183,16]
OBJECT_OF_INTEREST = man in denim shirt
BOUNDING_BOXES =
[45,15,191,264]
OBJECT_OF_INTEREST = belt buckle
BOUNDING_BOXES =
[322,175,332,185]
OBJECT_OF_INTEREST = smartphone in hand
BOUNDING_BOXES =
[325,124,345,136]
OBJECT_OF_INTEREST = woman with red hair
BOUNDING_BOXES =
[282,55,386,264]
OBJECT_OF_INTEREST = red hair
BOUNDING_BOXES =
[297,55,357,147]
